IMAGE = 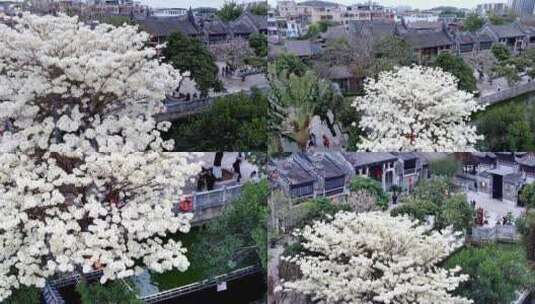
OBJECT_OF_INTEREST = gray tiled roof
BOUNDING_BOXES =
[342,152,398,168]
[321,25,347,41]
[517,153,535,167]
[349,20,396,40]
[275,158,315,185]
[139,16,199,37]
[401,30,453,49]
[203,18,228,35]
[283,40,321,57]
[298,153,346,179]
[485,24,525,38]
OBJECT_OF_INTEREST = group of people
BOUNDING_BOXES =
[197,153,246,191]
[307,132,331,150]
[221,65,235,78]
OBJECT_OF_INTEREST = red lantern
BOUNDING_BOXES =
[179,196,193,212]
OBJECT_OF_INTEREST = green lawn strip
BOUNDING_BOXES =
[150,228,257,291]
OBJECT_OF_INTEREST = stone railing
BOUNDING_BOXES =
[471,225,519,243]
[479,80,535,106]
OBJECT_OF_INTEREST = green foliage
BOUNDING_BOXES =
[516,210,535,260]
[3,286,40,304]
[151,229,207,290]
[248,2,268,15]
[268,69,339,151]
[492,63,521,86]
[77,280,142,304]
[282,242,305,257]
[489,12,516,25]
[271,54,309,77]
[433,53,477,92]
[98,16,135,27]
[192,180,269,277]
[165,90,267,151]
[371,35,414,74]
[412,176,456,205]
[390,198,439,222]
[302,197,350,222]
[521,183,535,209]
[302,21,334,39]
[463,14,484,32]
[429,156,460,178]
[476,101,535,151]
[163,31,223,97]
[438,194,474,232]
[491,43,511,62]
[249,33,268,57]
[446,244,535,304]
[217,1,243,22]
[392,177,472,231]
[350,176,389,209]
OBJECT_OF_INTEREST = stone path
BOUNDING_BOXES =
[466,190,524,226]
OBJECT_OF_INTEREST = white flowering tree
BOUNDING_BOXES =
[0,13,202,301]
[353,65,484,151]
[0,13,181,154]
[282,211,471,304]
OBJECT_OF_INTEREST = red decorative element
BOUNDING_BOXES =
[373,166,382,179]
[179,196,193,212]
[475,207,485,226]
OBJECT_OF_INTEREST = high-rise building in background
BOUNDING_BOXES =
[508,0,535,16]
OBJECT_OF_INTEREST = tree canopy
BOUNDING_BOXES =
[463,14,484,32]
[77,280,142,304]
[0,14,202,301]
[164,31,223,97]
[165,90,268,151]
[350,176,389,209]
[429,156,461,178]
[248,2,268,15]
[434,53,477,92]
[192,180,269,277]
[446,245,535,304]
[475,101,535,151]
[271,53,309,77]
[491,43,511,62]
[353,65,484,151]
[283,211,470,303]
[249,32,268,58]
[217,1,244,22]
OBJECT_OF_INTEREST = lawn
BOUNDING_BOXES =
[150,228,209,291]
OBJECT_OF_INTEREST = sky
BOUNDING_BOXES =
[139,0,261,9]
[140,0,498,11]
[265,0,490,10]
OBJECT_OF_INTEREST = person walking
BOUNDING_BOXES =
[233,157,242,183]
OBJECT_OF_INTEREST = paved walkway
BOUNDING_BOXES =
[307,114,345,151]
[478,74,532,97]
[221,73,268,94]
[466,190,524,226]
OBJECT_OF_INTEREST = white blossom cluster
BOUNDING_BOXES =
[282,211,472,304]
[0,13,183,154]
[353,65,484,152]
[0,13,205,301]
[0,152,201,301]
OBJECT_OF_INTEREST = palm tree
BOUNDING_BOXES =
[268,67,337,151]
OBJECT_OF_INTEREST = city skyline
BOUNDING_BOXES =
[267,0,501,10]
[139,0,260,9]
